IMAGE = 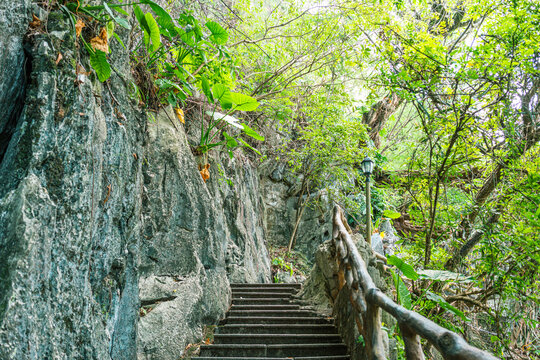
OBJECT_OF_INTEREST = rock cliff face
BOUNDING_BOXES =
[259,165,333,261]
[0,2,270,360]
[137,110,271,360]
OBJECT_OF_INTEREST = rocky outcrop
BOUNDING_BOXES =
[0,3,270,360]
[137,109,271,360]
[260,164,333,261]
[0,0,31,164]
[0,6,145,357]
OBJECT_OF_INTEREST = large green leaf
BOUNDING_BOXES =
[391,269,412,309]
[418,270,475,283]
[144,13,161,52]
[206,111,243,129]
[133,6,151,48]
[426,291,470,322]
[206,21,228,45]
[141,0,176,35]
[242,123,265,141]
[222,131,238,148]
[104,3,130,29]
[212,84,233,109]
[133,5,145,26]
[200,76,213,102]
[230,92,259,111]
[112,6,129,17]
[387,255,419,280]
[89,50,111,82]
[382,209,401,219]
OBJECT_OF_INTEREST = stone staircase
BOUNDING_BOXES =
[197,283,350,360]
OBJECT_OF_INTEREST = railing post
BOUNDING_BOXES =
[400,323,425,360]
[365,303,385,360]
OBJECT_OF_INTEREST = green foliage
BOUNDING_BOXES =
[65,0,265,160]
[284,116,370,210]
[387,255,419,281]
[425,291,469,322]
[270,246,310,283]
[382,209,401,219]
[89,49,111,82]
[272,257,294,277]
[390,269,412,310]
[417,270,474,283]
[206,21,228,45]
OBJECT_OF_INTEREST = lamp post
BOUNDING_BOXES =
[361,156,374,245]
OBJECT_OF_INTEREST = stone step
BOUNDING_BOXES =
[232,298,293,305]
[213,333,342,344]
[199,343,348,357]
[231,287,298,294]
[217,324,338,335]
[197,357,350,360]
[230,283,302,289]
[195,283,348,360]
[232,292,293,299]
[228,310,317,317]
[224,316,332,325]
[230,304,301,311]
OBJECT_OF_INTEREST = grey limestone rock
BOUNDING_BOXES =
[379,219,400,255]
[371,233,385,255]
[0,4,270,360]
[0,8,144,359]
[137,270,230,360]
[260,163,333,262]
[137,109,271,359]
[0,0,31,143]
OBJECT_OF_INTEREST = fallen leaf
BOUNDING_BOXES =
[103,184,111,205]
[75,18,85,37]
[199,163,210,182]
[204,338,211,345]
[29,14,41,28]
[174,108,185,124]
[76,63,91,76]
[133,153,138,159]
[90,28,109,53]
[57,107,65,119]
[55,53,63,65]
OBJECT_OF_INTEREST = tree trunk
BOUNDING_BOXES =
[362,93,403,148]
[445,209,501,270]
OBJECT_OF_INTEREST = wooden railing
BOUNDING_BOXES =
[332,206,498,360]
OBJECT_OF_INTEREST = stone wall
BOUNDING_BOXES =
[0,2,270,360]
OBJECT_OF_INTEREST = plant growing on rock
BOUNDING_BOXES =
[64,0,266,181]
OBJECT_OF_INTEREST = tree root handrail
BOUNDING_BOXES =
[332,205,499,360]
